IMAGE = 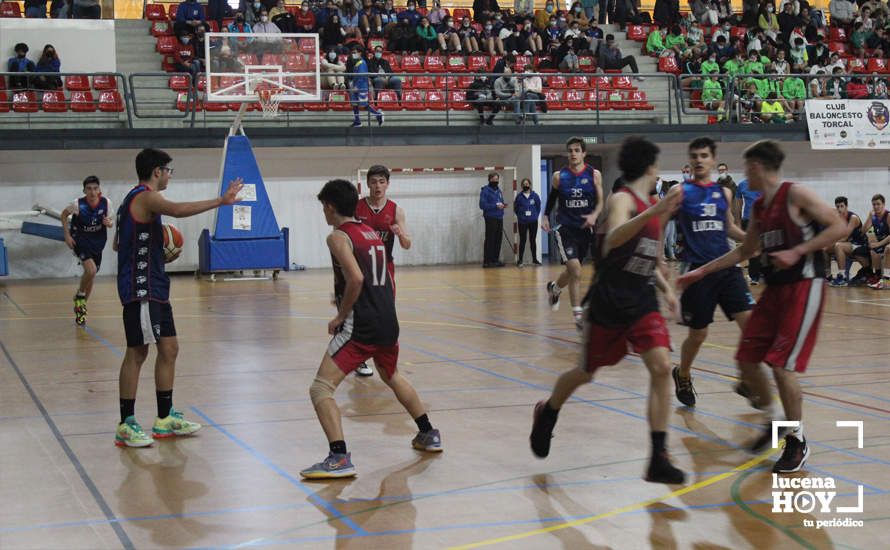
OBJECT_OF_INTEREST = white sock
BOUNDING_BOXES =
[789,421,804,442]
[883,268,890,277]
[572,306,583,318]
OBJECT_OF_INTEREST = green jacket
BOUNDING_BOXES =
[782,77,806,99]
[724,58,746,76]
[646,30,665,54]
[665,33,686,50]
[416,24,437,40]
[701,59,720,74]
[745,59,765,74]
[702,79,724,101]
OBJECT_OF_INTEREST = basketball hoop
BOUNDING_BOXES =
[257,87,282,118]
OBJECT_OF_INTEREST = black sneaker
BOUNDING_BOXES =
[672,366,696,407]
[773,436,810,473]
[645,450,686,484]
[749,422,790,454]
[735,381,765,410]
[530,400,557,458]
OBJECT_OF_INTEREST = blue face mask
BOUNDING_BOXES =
[375,52,382,59]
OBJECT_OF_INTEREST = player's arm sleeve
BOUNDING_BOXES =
[105,198,114,226]
[544,186,558,216]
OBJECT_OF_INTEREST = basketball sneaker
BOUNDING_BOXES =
[734,380,764,409]
[355,362,374,377]
[748,421,790,454]
[671,366,696,407]
[300,452,356,479]
[530,400,557,458]
[829,274,847,287]
[645,450,686,484]
[412,429,443,452]
[868,277,888,290]
[115,416,154,448]
[773,436,810,473]
[546,281,562,311]
[73,295,87,326]
[572,309,584,332]
[152,407,202,438]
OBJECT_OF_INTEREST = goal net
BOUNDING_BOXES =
[357,166,518,266]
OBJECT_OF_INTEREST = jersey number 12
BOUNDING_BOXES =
[368,245,387,286]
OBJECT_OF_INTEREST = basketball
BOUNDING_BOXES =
[162,223,184,262]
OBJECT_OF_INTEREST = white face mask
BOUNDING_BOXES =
[181,36,190,44]
[328,52,337,60]
[261,15,268,22]
[254,2,260,8]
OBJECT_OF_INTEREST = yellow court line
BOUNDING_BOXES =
[449,448,776,549]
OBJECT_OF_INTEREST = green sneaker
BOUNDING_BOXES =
[152,407,202,438]
[73,295,87,326]
[115,416,154,448]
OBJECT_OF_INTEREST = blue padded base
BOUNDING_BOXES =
[198,228,289,273]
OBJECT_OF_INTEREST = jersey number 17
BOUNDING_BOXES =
[368,245,387,286]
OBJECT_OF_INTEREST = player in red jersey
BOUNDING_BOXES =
[353,165,411,377]
[530,137,687,484]
[300,179,441,480]
[678,140,846,473]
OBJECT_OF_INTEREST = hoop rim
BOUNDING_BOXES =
[256,86,283,117]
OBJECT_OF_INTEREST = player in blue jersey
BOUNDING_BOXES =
[542,136,604,330]
[112,148,243,448]
[863,193,890,289]
[60,176,113,326]
[672,137,753,408]
[830,196,870,287]
[347,47,384,128]
[736,177,763,285]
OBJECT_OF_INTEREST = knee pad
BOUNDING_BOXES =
[309,376,337,407]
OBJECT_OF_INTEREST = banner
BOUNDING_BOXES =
[806,99,890,150]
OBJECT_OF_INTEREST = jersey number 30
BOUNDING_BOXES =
[368,245,388,286]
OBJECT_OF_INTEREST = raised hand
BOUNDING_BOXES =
[221,177,245,205]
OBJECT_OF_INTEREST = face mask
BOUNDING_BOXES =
[513,30,520,36]
[710,57,716,62]
[261,15,268,22]
[408,5,414,10]
[181,37,190,43]
[545,5,553,12]
[328,52,337,60]
[489,180,499,187]
[718,171,727,178]
[574,7,581,12]
[495,15,502,21]
[301,6,308,11]
[352,53,361,59]
[522,185,531,191]
[485,25,492,31]
[463,21,470,27]
[375,51,382,58]
[550,21,557,26]
[724,24,730,30]
[767,6,773,11]
[254,2,260,8]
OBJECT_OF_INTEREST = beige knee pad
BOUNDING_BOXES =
[309,376,337,407]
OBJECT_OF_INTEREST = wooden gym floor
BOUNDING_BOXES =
[1,265,888,549]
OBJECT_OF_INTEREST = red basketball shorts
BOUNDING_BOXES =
[330,340,399,377]
[735,278,825,373]
[582,311,672,372]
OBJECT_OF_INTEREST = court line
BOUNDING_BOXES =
[1,291,27,315]
[189,406,368,536]
[82,325,124,357]
[731,467,817,549]
[0,338,134,549]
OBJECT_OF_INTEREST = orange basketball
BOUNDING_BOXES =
[162,223,184,262]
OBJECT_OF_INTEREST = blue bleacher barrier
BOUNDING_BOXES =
[199,134,289,273]
[0,238,7,276]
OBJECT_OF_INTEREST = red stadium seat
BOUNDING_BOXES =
[65,75,91,91]
[589,90,610,110]
[626,24,647,41]
[375,89,401,110]
[150,20,173,36]
[0,91,9,112]
[424,55,446,73]
[630,90,654,110]
[452,8,471,20]
[468,54,492,72]
[367,37,386,51]
[401,54,423,72]
[1,1,22,17]
[564,89,586,110]
[298,37,316,53]
[610,75,633,90]
[13,91,39,112]
[448,89,471,110]
[41,90,67,112]
[410,75,436,89]
[203,97,229,111]
[427,90,445,110]
[514,55,532,72]
[590,75,612,90]
[70,91,96,112]
[176,92,191,111]
[196,73,206,91]
[302,92,327,111]
[867,58,890,74]
[402,90,426,110]
[278,100,302,112]
[658,56,681,74]
[328,90,352,110]
[156,35,178,54]
[848,58,867,73]
[145,3,166,20]
[0,75,5,89]
[457,75,475,88]
[610,89,633,110]
[544,89,565,110]
[447,54,468,72]
[578,55,596,73]
[437,74,458,89]
[382,52,401,71]
[167,4,177,19]
[92,75,117,90]
[98,90,125,112]
[568,75,589,89]
[547,75,567,89]
[829,27,847,42]
[828,41,848,54]
[169,75,191,91]
[285,53,310,72]
[730,26,746,40]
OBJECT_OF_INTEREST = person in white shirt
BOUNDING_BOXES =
[520,66,543,124]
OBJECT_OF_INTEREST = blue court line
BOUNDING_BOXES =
[226,488,888,548]
[189,406,367,535]
[81,324,124,357]
[0,338,134,549]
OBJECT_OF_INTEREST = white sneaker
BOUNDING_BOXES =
[356,362,374,377]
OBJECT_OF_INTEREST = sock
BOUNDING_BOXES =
[75,291,86,298]
[369,106,381,116]
[572,306,583,319]
[651,431,667,454]
[789,421,804,442]
[883,269,890,278]
[414,413,433,433]
[156,389,173,419]
[541,399,560,422]
[120,398,135,423]
[330,440,347,454]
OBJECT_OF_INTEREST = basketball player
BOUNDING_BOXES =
[678,140,846,472]
[531,137,686,485]
[543,136,603,330]
[348,47,384,128]
[830,196,870,286]
[671,137,752,408]
[60,175,112,326]
[353,165,412,377]
[113,148,243,447]
[300,179,440,479]
[862,194,890,289]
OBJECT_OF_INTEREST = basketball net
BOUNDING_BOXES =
[257,88,282,118]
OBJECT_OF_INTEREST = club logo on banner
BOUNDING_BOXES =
[806,100,890,149]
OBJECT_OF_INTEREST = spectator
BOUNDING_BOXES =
[357,0,376,36]
[294,1,316,32]
[468,72,500,124]
[174,0,206,37]
[708,35,735,63]
[664,25,690,59]
[829,0,856,26]
[520,65,543,124]
[809,34,830,66]
[227,13,255,51]
[210,44,243,72]
[521,17,545,54]
[340,3,364,43]
[559,43,580,71]
[458,17,481,52]
[436,16,461,52]
[514,178,542,265]
[472,0,501,23]
[865,27,888,57]
[645,25,667,55]
[536,0,556,30]
[389,17,419,52]
[33,44,62,90]
[270,0,298,32]
[736,81,762,122]
[771,48,790,73]
[599,33,643,78]
[416,16,438,52]
[252,8,282,59]
[50,0,70,18]
[562,20,592,52]
[612,0,640,31]
[850,21,871,58]
[346,47,384,127]
[715,0,737,23]
[723,49,747,75]
[240,0,263,26]
[862,0,889,20]
[701,74,725,119]
[777,2,801,44]
[494,68,521,123]
[208,0,232,32]
[515,0,536,19]
[745,50,765,73]
[7,43,35,89]
[377,0,399,33]
[428,0,448,24]
[481,19,506,55]
[321,48,346,89]
[567,1,591,29]
[868,73,889,99]
[716,163,738,219]
[314,0,336,27]
[846,76,870,99]
[855,6,874,32]
[173,33,203,77]
[789,37,809,72]
[479,172,507,268]
[808,70,829,98]
[760,91,790,123]
[757,3,780,43]
[741,0,759,25]
[700,50,720,73]
[25,0,47,17]
[397,0,422,27]
[321,14,346,50]
[72,0,100,18]
[653,0,678,26]
[368,45,402,99]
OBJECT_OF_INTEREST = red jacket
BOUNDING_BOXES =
[295,10,316,29]
[174,43,197,65]
[846,81,869,99]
